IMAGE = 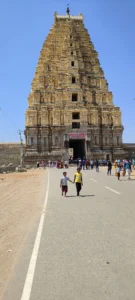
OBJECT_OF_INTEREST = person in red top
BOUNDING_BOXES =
[86,159,89,170]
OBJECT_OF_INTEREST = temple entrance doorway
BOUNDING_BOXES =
[69,139,85,159]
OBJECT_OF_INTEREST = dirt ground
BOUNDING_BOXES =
[0,168,47,299]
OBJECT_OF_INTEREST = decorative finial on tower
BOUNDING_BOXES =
[66,4,70,15]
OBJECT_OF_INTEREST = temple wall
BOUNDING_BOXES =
[0,143,21,166]
[24,11,125,162]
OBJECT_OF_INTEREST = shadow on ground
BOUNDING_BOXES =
[66,195,95,198]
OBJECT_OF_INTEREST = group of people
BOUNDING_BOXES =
[107,160,121,180]
[56,160,63,169]
[60,167,83,197]
[56,160,69,168]
[114,158,132,180]
[107,158,132,180]
[60,158,133,198]
[37,157,133,183]
[37,160,66,169]
[37,160,69,169]
[37,161,46,168]
[77,159,99,171]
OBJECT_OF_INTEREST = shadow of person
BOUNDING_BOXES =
[66,195,95,198]
[66,195,77,198]
[80,195,95,197]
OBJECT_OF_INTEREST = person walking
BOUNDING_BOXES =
[95,159,99,172]
[82,159,86,170]
[74,167,83,196]
[60,172,73,197]
[116,165,121,180]
[90,160,94,170]
[124,158,132,180]
[86,159,89,170]
[114,161,117,176]
[64,160,68,168]
[107,160,112,175]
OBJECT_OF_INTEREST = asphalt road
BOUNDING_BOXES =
[3,167,135,300]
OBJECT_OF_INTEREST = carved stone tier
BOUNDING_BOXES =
[25,10,124,163]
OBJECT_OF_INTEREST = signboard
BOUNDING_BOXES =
[69,133,85,140]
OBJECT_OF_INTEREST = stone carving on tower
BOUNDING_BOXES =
[25,8,124,162]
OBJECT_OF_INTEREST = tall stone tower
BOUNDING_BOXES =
[25,10,124,163]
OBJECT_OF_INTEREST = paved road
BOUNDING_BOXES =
[3,167,135,300]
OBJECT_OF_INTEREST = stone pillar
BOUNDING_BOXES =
[64,134,69,149]
[86,137,91,158]
[37,129,41,153]
[85,139,87,158]
[64,141,69,149]
[48,128,52,153]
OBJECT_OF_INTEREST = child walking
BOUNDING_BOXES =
[116,166,121,180]
[60,172,73,197]
[74,167,83,196]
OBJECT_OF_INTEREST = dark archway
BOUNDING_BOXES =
[69,139,85,159]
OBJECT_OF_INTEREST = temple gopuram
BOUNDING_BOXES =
[25,9,125,163]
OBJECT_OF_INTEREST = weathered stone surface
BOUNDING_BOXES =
[25,11,124,161]
[0,143,21,166]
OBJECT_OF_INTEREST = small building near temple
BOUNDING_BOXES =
[25,9,125,163]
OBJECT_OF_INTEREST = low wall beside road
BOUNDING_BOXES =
[0,143,21,166]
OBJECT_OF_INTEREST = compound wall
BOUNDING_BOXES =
[0,143,21,166]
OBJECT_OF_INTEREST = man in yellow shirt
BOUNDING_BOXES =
[74,167,83,196]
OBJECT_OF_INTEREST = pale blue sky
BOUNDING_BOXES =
[0,0,135,142]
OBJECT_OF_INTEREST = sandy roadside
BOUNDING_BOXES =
[0,168,47,299]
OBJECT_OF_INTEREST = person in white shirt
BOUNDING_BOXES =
[60,172,73,196]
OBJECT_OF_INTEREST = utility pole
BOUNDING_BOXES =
[18,130,24,167]
[66,4,70,15]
